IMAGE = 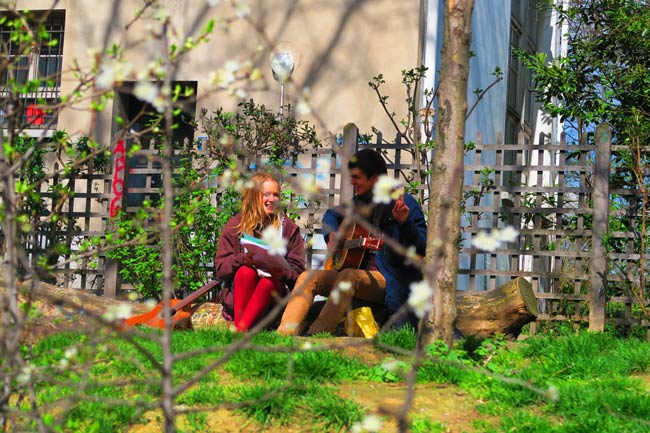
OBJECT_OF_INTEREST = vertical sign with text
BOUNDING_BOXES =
[109,139,126,218]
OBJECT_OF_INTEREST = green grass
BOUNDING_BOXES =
[13,328,650,432]
[234,382,364,430]
[309,386,365,432]
[225,345,369,383]
[411,416,449,433]
[376,323,417,350]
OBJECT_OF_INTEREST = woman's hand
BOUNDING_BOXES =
[250,251,286,280]
[242,252,255,267]
[265,264,287,281]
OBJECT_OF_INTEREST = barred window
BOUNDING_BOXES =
[0,10,65,129]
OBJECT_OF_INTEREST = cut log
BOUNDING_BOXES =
[455,277,538,339]
[0,277,151,342]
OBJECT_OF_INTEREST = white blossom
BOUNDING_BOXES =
[16,365,35,386]
[472,226,519,252]
[58,345,78,369]
[296,88,312,115]
[234,1,251,18]
[210,60,241,89]
[282,321,299,332]
[330,280,353,303]
[141,61,165,80]
[362,414,383,432]
[296,98,311,115]
[381,359,401,373]
[472,231,501,252]
[95,64,115,90]
[233,178,247,194]
[64,346,78,359]
[301,174,320,197]
[338,281,352,292]
[207,0,221,6]
[329,288,341,304]
[154,6,170,21]
[261,226,287,256]
[407,280,433,319]
[234,88,247,99]
[144,299,158,310]
[219,134,235,149]
[249,67,262,81]
[301,342,313,350]
[220,169,234,188]
[96,60,133,90]
[103,303,133,321]
[209,70,225,88]
[496,226,519,243]
[405,246,418,261]
[316,158,331,173]
[545,385,559,402]
[133,81,165,113]
[372,175,403,204]
[224,59,241,80]
[351,414,383,433]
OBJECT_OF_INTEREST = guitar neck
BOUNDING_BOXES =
[341,237,383,251]
[342,238,366,249]
[171,280,221,312]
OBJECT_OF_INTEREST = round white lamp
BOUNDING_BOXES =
[269,42,299,116]
[270,51,294,83]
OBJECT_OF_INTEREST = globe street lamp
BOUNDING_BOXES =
[269,43,299,116]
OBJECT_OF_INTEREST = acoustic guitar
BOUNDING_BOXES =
[122,279,221,330]
[324,223,384,271]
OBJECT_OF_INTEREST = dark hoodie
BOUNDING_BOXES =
[322,192,427,318]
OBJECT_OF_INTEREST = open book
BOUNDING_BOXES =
[240,235,293,276]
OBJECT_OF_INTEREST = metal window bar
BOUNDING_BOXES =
[0,10,64,129]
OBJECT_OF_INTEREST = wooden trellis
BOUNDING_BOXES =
[25,123,649,331]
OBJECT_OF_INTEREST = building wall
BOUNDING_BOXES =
[12,0,421,143]
[422,0,511,145]
[420,0,566,290]
[421,0,562,145]
[464,0,510,145]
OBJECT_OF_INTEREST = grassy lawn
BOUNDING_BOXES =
[10,326,650,432]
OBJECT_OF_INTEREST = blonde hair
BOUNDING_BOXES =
[235,172,282,236]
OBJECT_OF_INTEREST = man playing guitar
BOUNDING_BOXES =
[277,148,428,336]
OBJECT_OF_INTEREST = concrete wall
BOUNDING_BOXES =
[12,0,421,143]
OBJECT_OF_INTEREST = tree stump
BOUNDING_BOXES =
[455,277,537,339]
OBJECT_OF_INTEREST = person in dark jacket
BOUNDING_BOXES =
[277,148,427,336]
[214,172,306,332]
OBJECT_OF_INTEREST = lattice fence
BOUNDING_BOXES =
[25,160,111,292]
[461,125,649,329]
[19,123,649,330]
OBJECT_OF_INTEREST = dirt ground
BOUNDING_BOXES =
[127,381,490,433]
[2,280,494,432]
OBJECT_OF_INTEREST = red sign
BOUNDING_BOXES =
[109,140,127,218]
[26,104,44,126]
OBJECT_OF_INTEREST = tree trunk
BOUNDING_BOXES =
[455,277,538,339]
[424,0,475,347]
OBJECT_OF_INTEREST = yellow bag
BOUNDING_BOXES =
[345,306,379,338]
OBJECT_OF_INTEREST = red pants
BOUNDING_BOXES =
[233,266,285,332]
